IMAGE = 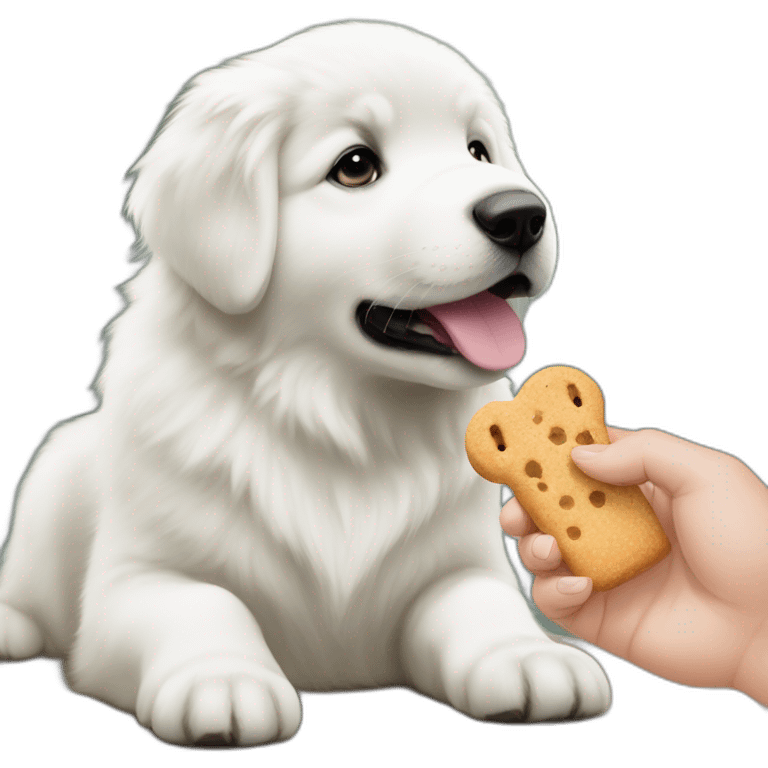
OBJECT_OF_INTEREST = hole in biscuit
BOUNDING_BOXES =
[549,427,567,445]
[533,411,543,424]
[567,384,582,407]
[576,430,594,445]
[589,491,606,507]
[525,460,543,479]
[567,526,581,540]
[538,482,548,491]
[490,425,506,451]
[559,495,575,509]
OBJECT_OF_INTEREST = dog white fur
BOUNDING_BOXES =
[0,21,610,746]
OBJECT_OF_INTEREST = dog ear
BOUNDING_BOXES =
[124,59,292,314]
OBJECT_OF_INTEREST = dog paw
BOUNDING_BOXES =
[136,658,302,746]
[461,639,611,722]
[0,603,45,659]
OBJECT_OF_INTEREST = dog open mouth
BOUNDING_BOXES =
[356,273,531,371]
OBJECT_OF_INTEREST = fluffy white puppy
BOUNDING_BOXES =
[0,20,610,746]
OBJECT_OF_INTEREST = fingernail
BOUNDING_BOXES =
[572,444,609,460]
[532,534,555,560]
[557,576,591,594]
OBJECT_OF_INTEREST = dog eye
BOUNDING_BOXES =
[328,146,381,188]
[468,140,492,163]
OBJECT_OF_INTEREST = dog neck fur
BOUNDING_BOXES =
[94,257,498,491]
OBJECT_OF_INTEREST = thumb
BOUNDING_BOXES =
[570,429,715,497]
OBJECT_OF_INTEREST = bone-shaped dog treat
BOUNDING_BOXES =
[465,366,670,591]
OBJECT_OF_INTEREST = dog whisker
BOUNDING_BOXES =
[382,282,425,335]
[363,265,422,326]
[398,283,442,330]
[416,282,438,308]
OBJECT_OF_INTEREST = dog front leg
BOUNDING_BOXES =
[399,568,611,722]
[68,567,301,746]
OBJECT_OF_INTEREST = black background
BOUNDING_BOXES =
[0,4,767,763]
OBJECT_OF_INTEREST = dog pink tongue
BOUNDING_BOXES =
[419,291,525,371]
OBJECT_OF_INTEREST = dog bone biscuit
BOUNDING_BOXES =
[465,366,670,591]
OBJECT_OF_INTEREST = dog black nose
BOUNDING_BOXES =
[473,190,547,254]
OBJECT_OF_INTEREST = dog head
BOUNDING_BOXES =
[125,21,557,393]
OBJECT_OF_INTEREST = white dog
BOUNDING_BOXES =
[0,21,610,746]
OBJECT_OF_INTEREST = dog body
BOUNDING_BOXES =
[0,21,610,745]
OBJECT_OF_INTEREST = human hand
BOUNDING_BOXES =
[501,427,768,706]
